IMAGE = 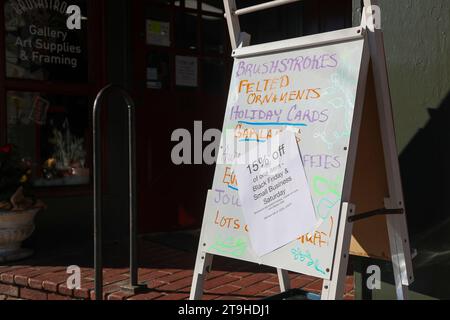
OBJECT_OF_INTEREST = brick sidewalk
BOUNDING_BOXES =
[0,239,354,300]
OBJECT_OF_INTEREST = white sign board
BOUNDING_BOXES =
[200,35,366,279]
[176,56,198,87]
[233,130,317,257]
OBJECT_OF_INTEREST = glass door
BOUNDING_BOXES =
[132,0,231,232]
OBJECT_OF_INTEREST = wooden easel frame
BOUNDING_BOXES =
[361,0,414,298]
[190,0,413,300]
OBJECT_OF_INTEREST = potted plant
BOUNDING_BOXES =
[0,144,45,262]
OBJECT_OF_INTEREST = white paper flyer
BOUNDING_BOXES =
[234,130,317,257]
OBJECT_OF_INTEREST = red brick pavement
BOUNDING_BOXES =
[0,240,354,300]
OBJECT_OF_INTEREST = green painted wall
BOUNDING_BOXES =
[391,2,450,152]
[353,0,450,300]
[354,0,450,152]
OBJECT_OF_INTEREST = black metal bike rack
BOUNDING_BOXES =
[93,84,145,300]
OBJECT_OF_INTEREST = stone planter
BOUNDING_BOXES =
[0,208,39,263]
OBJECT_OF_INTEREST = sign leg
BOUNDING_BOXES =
[386,217,409,299]
[276,269,291,292]
[321,203,355,300]
[384,199,414,300]
[189,251,213,300]
[385,202,412,300]
[363,1,414,298]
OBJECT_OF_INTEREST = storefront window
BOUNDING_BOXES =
[1,1,100,192]
[174,0,197,9]
[184,0,198,10]
[175,10,198,50]
[202,58,225,93]
[153,0,172,5]
[201,0,223,14]
[4,0,89,82]
[202,15,224,54]
[6,91,90,187]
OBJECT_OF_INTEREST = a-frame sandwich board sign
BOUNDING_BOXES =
[190,0,414,300]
